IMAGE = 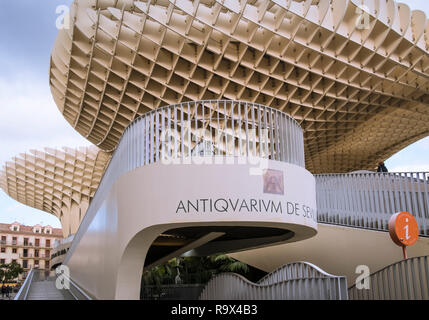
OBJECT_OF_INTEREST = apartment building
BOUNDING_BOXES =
[0,222,63,276]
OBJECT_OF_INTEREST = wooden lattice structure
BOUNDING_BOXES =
[0,147,110,237]
[50,0,429,173]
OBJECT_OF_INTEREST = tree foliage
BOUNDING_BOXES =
[0,261,24,283]
[142,254,250,287]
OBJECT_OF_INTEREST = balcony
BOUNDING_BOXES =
[36,254,50,259]
[0,241,26,247]
[19,253,50,259]
[0,241,53,248]
[28,243,51,249]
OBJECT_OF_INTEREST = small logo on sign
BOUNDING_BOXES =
[263,169,284,195]
[388,211,419,247]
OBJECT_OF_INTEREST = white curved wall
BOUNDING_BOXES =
[64,158,317,299]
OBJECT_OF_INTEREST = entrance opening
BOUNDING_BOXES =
[144,226,294,269]
[140,254,267,300]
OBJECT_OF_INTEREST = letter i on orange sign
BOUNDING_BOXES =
[388,212,419,260]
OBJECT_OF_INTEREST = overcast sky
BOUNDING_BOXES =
[0,0,428,229]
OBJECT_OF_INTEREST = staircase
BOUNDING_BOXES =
[15,269,75,300]
[26,279,74,300]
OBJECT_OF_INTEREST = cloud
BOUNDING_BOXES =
[401,0,429,16]
[0,73,91,165]
[389,165,429,173]
[4,204,20,213]
[0,71,86,229]
[385,136,429,173]
[0,192,61,228]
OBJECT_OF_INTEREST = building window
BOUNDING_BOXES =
[1,236,6,245]
[1,248,5,253]
[0,259,5,264]
[46,239,51,247]
[12,248,17,254]
[13,226,18,231]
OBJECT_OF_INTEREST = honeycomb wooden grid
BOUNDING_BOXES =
[49,0,429,173]
[0,147,110,236]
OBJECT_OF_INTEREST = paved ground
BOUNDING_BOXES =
[26,279,75,300]
[0,292,16,300]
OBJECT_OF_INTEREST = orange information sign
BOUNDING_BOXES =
[388,212,418,259]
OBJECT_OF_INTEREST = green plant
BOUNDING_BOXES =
[0,261,24,284]
[209,254,249,274]
[142,254,250,287]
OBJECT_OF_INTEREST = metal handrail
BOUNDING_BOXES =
[62,274,92,300]
[349,255,429,300]
[14,267,35,300]
[199,262,348,300]
[257,261,344,285]
[316,172,429,236]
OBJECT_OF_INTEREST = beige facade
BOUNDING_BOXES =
[0,147,110,237]
[50,0,429,173]
[0,222,62,277]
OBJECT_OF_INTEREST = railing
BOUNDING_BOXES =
[21,254,49,259]
[60,273,92,300]
[199,262,348,300]
[19,254,48,259]
[257,261,342,285]
[52,248,69,259]
[142,284,206,300]
[14,268,35,300]
[121,100,304,169]
[53,234,74,248]
[65,100,305,265]
[349,256,429,300]
[0,241,51,248]
[316,172,429,236]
